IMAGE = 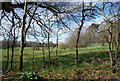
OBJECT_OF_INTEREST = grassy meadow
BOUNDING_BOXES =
[2,44,120,80]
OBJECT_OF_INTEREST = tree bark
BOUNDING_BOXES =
[11,44,14,70]
[32,48,34,71]
[75,2,85,64]
[48,27,50,68]
[101,8,117,73]
[18,1,38,71]
[5,40,9,71]
[42,42,45,69]
[75,22,84,64]
[11,10,15,70]
[18,1,27,71]
[108,42,114,69]
[56,33,58,56]
[18,43,24,71]
[114,33,120,71]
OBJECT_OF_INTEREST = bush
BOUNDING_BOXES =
[19,72,44,81]
[58,42,68,49]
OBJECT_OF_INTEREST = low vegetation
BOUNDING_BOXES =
[2,44,120,80]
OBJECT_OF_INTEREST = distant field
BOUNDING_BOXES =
[2,44,120,80]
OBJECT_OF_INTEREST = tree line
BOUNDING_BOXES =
[0,40,56,49]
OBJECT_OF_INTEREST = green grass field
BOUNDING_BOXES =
[2,44,120,80]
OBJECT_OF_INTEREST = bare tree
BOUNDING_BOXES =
[18,1,38,71]
[31,42,38,71]
[95,2,120,73]
[42,41,46,69]
[10,10,20,70]
[1,25,11,71]
[66,2,96,64]
[1,11,18,70]
[75,2,85,64]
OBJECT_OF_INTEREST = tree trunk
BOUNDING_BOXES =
[42,42,45,69]
[108,42,114,70]
[11,34,15,70]
[75,33,79,64]
[48,27,50,68]
[114,34,120,71]
[18,1,27,71]
[11,10,15,70]
[108,27,115,73]
[11,45,14,70]
[18,44,24,71]
[32,48,34,71]
[75,25,83,64]
[101,9,117,73]
[48,36,50,60]
[6,40,9,71]
[75,2,85,64]
[56,33,58,56]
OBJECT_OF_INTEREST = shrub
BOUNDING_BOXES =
[19,72,44,81]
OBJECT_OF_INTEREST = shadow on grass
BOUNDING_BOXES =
[2,51,120,72]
